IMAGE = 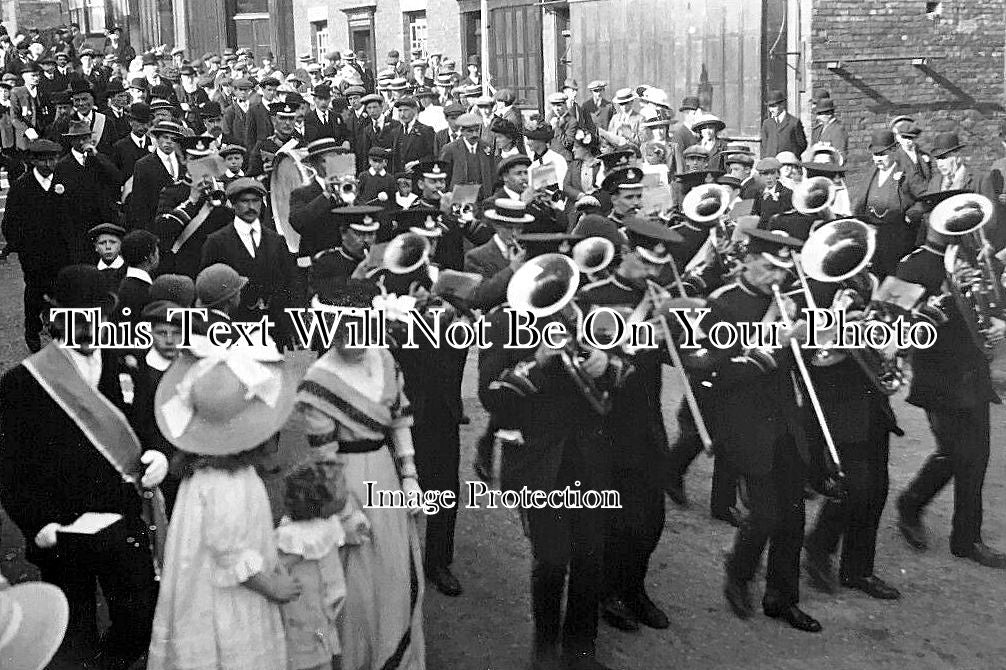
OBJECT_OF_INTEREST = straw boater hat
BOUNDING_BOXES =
[155,337,300,455]
[0,581,69,670]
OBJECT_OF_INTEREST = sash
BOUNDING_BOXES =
[171,202,213,254]
[91,112,106,147]
[121,175,134,201]
[23,345,167,572]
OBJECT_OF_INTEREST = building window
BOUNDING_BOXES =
[405,11,427,58]
[68,0,107,34]
[312,21,329,62]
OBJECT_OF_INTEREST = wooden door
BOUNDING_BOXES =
[234,15,271,63]
[488,3,543,109]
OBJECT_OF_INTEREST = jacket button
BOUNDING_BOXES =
[126,536,135,544]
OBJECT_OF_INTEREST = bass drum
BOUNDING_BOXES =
[270,150,311,255]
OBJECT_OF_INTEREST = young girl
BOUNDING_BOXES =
[277,456,364,670]
[147,346,302,670]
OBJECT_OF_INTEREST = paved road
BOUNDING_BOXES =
[0,186,1004,668]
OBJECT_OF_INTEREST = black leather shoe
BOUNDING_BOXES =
[762,603,822,633]
[803,549,838,594]
[896,495,928,550]
[561,651,613,670]
[841,575,901,600]
[664,478,689,507]
[952,542,1006,569]
[627,592,670,629]
[426,565,463,596]
[723,575,753,619]
[601,596,639,631]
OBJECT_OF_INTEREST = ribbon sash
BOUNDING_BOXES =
[91,112,106,148]
[171,202,213,254]
[121,175,134,201]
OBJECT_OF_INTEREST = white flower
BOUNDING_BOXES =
[372,293,418,322]
[54,184,65,194]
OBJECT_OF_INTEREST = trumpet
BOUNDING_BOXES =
[930,193,1003,358]
[202,178,227,207]
[337,175,358,205]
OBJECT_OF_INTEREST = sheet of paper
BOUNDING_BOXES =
[59,512,123,535]
[529,163,558,190]
[450,184,481,207]
[187,155,226,183]
[323,152,356,178]
[640,164,668,187]
[638,184,674,216]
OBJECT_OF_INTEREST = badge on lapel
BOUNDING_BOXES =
[54,184,65,194]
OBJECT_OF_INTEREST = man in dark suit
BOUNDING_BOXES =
[112,102,153,207]
[116,229,160,324]
[222,77,253,148]
[809,98,848,163]
[892,117,933,184]
[290,139,356,268]
[101,78,132,144]
[464,198,532,310]
[150,136,234,278]
[894,227,1006,569]
[65,79,118,156]
[200,178,297,349]
[243,76,279,149]
[434,101,466,157]
[0,139,75,352]
[305,84,350,144]
[55,120,124,263]
[355,93,402,173]
[394,96,436,172]
[760,90,807,159]
[581,80,614,132]
[0,265,166,669]
[126,121,186,230]
[750,157,793,226]
[439,112,498,202]
[478,240,616,669]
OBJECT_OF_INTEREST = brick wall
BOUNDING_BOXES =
[810,0,1006,182]
[4,0,63,31]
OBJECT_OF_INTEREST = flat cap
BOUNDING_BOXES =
[226,177,267,199]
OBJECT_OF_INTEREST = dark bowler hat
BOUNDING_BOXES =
[127,102,151,122]
[498,154,532,176]
[225,177,267,199]
[313,83,332,99]
[868,129,897,154]
[49,89,71,106]
[765,89,787,106]
[623,216,683,264]
[26,139,63,157]
[332,206,383,232]
[393,96,419,109]
[63,120,93,138]
[88,223,126,239]
[198,101,222,118]
[815,98,836,113]
[48,265,116,310]
[744,228,804,268]
[485,199,535,225]
[68,79,94,96]
[601,166,644,193]
[598,149,635,171]
[104,79,126,96]
[930,132,965,159]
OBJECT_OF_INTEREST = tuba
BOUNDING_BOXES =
[507,253,613,415]
[930,193,1002,358]
[572,236,616,280]
[681,183,732,227]
[800,218,906,394]
[792,176,838,216]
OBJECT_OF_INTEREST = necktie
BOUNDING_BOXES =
[321,112,327,125]
[249,228,259,256]
[374,121,380,134]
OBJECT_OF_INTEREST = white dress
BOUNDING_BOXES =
[147,466,288,670]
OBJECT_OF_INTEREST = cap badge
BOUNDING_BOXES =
[559,241,572,254]
[432,165,442,174]
[654,243,667,255]
[362,215,374,225]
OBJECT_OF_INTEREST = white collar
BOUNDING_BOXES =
[126,267,152,284]
[503,185,523,200]
[234,217,261,233]
[396,192,417,207]
[145,347,173,372]
[132,132,147,147]
[79,111,94,125]
[64,347,101,386]
[226,169,244,178]
[72,148,87,166]
[97,256,124,270]
[493,233,509,256]
[156,147,175,162]
[369,167,386,177]
[33,169,52,190]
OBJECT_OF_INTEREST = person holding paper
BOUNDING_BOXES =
[525,123,568,194]
[438,111,498,202]
[409,160,493,270]
[0,265,167,668]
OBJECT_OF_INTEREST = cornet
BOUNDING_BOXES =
[202,178,227,207]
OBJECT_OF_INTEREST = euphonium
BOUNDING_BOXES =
[793,176,838,216]
[681,183,732,228]
[799,218,905,394]
[572,236,615,279]
[507,253,612,415]
[930,193,1002,357]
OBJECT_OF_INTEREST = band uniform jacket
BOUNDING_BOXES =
[0,350,142,566]
[290,182,343,261]
[408,196,494,270]
[750,183,793,226]
[581,97,614,133]
[580,275,671,484]
[150,183,234,277]
[200,223,297,346]
[397,120,437,170]
[439,137,498,202]
[895,245,1000,410]
[463,236,512,310]
[687,279,808,477]
[1,170,75,278]
[760,111,808,158]
[477,306,613,494]
[9,85,43,150]
[303,108,350,144]
[810,117,849,160]
[222,102,249,147]
[54,152,124,263]
[128,153,185,231]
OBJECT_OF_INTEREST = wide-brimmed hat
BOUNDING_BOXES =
[0,582,69,670]
[485,198,535,225]
[930,131,965,158]
[691,113,725,133]
[612,88,636,105]
[155,339,299,455]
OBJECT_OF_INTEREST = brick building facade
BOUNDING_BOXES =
[808,0,1006,175]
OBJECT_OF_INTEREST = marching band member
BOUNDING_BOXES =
[289,138,359,266]
[895,220,1006,569]
[247,99,302,185]
[690,229,823,632]
[408,160,493,269]
[308,206,382,289]
[601,165,643,230]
